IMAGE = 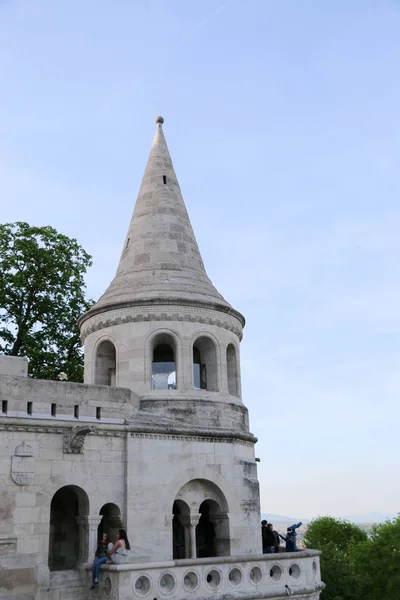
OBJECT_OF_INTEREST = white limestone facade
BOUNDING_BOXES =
[0,117,323,600]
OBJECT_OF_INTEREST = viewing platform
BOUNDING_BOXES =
[83,551,324,599]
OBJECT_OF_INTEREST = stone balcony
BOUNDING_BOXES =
[86,550,324,599]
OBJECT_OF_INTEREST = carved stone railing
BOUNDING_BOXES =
[85,550,324,599]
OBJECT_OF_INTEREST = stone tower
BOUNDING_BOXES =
[0,117,323,600]
[79,116,247,432]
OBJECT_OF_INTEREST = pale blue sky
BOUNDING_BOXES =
[1,0,399,518]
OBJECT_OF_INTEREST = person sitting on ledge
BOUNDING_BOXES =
[107,528,131,564]
[91,532,108,589]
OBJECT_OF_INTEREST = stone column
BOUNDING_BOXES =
[189,515,199,559]
[176,514,191,559]
[87,516,103,560]
[75,517,89,563]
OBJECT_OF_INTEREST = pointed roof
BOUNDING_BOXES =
[83,117,243,323]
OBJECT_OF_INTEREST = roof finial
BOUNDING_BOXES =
[155,115,164,125]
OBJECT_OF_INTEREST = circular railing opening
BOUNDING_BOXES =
[104,576,112,597]
[270,564,283,581]
[183,571,199,591]
[249,566,263,584]
[134,574,151,596]
[312,560,317,577]
[206,569,221,589]
[159,572,176,595]
[228,567,242,586]
[289,563,301,579]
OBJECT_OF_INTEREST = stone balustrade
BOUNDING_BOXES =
[86,550,324,599]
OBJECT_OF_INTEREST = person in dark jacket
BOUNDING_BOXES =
[91,533,108,588]
[269,524,280,554]
[261,520,275,553]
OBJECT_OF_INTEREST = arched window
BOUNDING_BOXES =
[95,340,116,386]
[226,344,238,396]
[48,485,89,571]
[152,336,176,390]
[98,503,123,545]
[193,337,218,392]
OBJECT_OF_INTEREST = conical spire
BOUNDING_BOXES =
[89,117,231,315]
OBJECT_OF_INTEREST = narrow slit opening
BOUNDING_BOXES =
[2,400,8,414]
[51,403,57,417]
[27,401,32,415]
[74,405,79,419]
[163,175,167,184]
[96,407,101,420]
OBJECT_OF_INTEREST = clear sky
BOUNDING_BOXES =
[1,0,399,519]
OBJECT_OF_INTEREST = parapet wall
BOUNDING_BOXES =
[0,374,138,423]
[82,551,323,600]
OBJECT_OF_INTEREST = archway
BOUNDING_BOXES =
[98,503,123,545]
[226,344,238,396]
[151,333,177,390]
[172,500,190,559]
[193,336,218,391]
[174,478,230,558]
[48,485,89,571]
[95,340,116,386]
[196,500,217,557]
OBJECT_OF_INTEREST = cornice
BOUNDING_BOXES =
[79,301,244,342]
[0,419,257,445]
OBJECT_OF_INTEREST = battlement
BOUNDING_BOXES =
[0,371,138,423]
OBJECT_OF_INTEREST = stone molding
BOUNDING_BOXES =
[130,432,254,447]
[79,303,244,342]
[0,420,257,445]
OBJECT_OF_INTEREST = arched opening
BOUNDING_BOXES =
[95,340,116,386]
[196,499,230,557]
[226,344,238,396]
[98,503,123,545]
[48,485,89,571]
[196,500,217,558]
[193,336,218,391]
[175,478,230,558]
[172,500,190,559]
[152,334,176,390]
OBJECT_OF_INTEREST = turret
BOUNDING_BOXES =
[79,118,247,431]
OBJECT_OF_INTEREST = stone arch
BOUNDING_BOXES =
[192,333,220,392]
[94,338,117,386]
[48,485,89,571]
[146,329,181,390]
[226,343,239,396]
[172,499,190,559]
[175,478,230,558]
[98,502,123,545]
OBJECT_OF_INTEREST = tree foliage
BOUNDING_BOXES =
[305,516,400,600]
[305,517,366,600]
[0,222,93,381]
[351,516,400,600]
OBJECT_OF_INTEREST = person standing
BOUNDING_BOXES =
[269,523,280,554]
[261,520,275,553]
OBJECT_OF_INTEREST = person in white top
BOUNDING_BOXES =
[107,528,131,564]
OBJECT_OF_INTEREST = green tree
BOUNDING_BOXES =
[351,516,400,600]
[0,222,93,381]
[304,516,367,600]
